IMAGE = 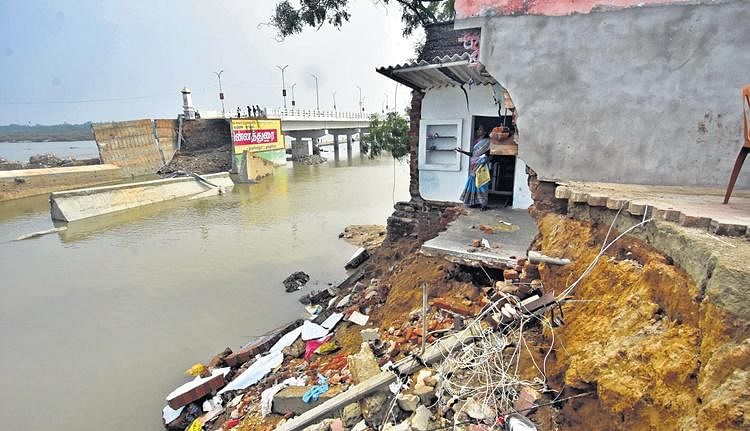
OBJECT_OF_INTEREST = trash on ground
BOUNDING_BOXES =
[284,271,311,292]
[347,310,370,326]
[218,351,283,395]
[166,367,230,409]
[302,374,329,403]
[345,247,369,269]
[301,320,329,341]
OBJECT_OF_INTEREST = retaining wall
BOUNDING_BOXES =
[0,165,123,201]
[93,119,178,177]
[50,172,234,222]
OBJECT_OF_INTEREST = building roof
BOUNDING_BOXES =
[376,52,497,90]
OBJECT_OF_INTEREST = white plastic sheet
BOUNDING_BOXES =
[270,327,302,353]
[320,312,344,330]
[301,320,329,341]
[162,405,184,424]
[218,351,284,395]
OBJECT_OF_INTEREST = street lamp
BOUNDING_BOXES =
[310,73,320,112]
[332,90,337,111]
[276,65,289,109]
[291,83,296,107]
[213,69,225,118]
[357,85,365,111]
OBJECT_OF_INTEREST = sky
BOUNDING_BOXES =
[0,0,420,125]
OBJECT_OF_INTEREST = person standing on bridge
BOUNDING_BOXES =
[247,105,251,117]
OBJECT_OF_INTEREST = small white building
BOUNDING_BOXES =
[377,24,532,209]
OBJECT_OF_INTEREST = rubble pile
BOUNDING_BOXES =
[293,155,327,165]
[159,148,233,176]
[0,153,99,170]
[160,236,573,431]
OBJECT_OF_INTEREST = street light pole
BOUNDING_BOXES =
[333,90,337,111]
[310,74,320,112]
[356,86,363,112]
[291,83,296,107]
[276,65,289,109]
[214,69,225,118]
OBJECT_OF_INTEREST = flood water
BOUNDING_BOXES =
[0,146,410,430]
[0,140,100,162]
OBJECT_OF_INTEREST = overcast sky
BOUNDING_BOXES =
[0,0,420,125]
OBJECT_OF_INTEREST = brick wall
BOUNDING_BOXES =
[409,90,424,200]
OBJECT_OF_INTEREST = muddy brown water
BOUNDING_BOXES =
[0,147,409,430]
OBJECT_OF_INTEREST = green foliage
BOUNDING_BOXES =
[361,112,410,160]
[0,122,93,142]
[270,0,455,38]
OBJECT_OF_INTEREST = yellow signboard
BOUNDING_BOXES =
[230,118,284,155]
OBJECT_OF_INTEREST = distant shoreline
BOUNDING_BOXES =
[0,137,94,143]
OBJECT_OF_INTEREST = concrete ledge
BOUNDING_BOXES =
[555,181,750,237]
[50,172,234,222]
[0,164,123,202]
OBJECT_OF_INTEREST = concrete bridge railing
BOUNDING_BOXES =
[265,108,371,121]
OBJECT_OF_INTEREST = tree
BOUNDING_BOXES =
[361,112,409,160]
[270,0,455,38]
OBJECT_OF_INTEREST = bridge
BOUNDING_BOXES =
[263,108,371,159]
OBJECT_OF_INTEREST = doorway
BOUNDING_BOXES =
[472,115,517,207]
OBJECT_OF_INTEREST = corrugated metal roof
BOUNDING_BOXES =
[376,53,497,90]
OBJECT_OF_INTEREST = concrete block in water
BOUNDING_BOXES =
[238,152,274,183]
[50,172,234,222]
[0,164,123,202]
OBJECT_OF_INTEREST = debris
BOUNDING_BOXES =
[527,250,571,266]
[185,363,208,378]
[513,387,541,413]
[360,328,380,342]
[397,393,420,412]
[410,405,436,431]
[301,321,329,341]
[185,417,203,431]
[463,397,495,421]
[342,403,363,427]
[261,377,306,417]
[202,406,225,423]
[202,396,221,412]
[218,351,283,395]
[273,386,342,415]
[329,418,345,431]
[284,271,311,292]
[345,247,369,269]
[347,311,370,326]
[283,337,307,359]
[14,227,67,241]
[336,294,352,308]
[481,238,491,248]
[320,312,344,330]
[166,367,231,409]
[471,239,482,248]
[505,413,538,431]
[302,374,330,403]
[315,341,340,355]
[222,418,240,429]
[162,405,184,425]
[351,420,368,431]
[225,320,303,367]
[305,304,323,316]
[304,335,333,360]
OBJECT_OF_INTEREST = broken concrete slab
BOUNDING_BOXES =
[0,164,123,202]
[166,367,231,409]
[271,385,343,415]
[49,172,234,222]
[345,247,369,269]
[238,152,274,183]
[420,208,537,268]
[225,320,303,367]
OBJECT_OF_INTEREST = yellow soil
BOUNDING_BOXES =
[534,213,749,430]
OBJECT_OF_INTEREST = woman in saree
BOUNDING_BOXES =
[455,125,491,210]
